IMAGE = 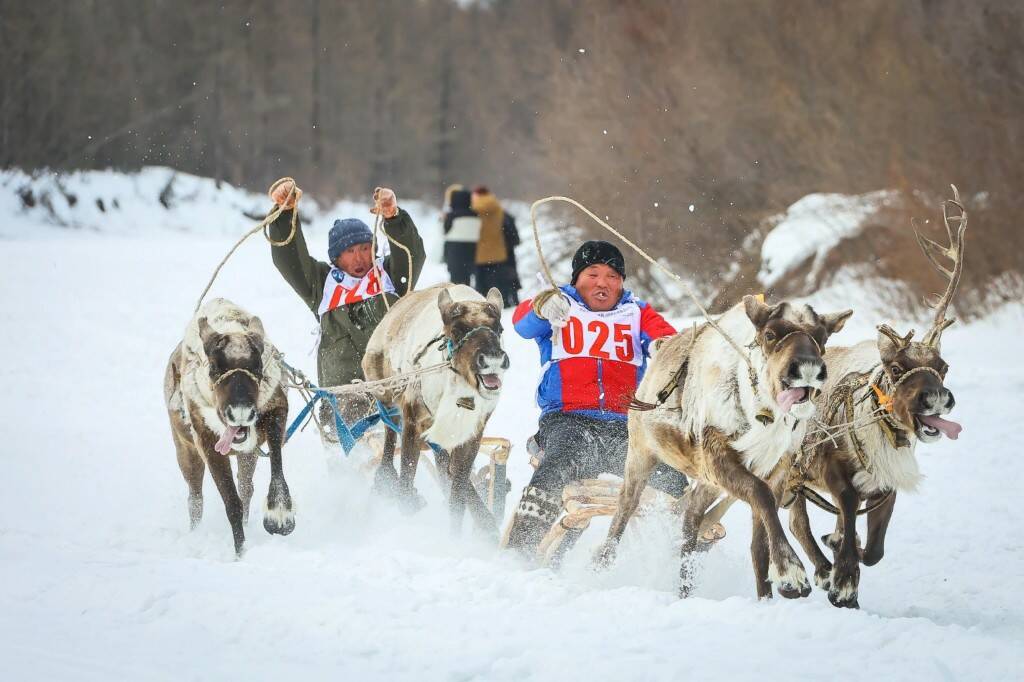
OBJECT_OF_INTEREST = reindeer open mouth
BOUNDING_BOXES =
[777,381,820,413]
[477,373,503,392]
[912,413,961,442]
[214,425,251,455]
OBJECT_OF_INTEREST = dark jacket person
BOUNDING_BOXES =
[266,180,426,387]
[442,188,481,286]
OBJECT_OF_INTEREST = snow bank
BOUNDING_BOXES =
[758,190,896,288]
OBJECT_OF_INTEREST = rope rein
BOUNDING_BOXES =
[194,178,300,313]
[529,195,760,389]
[370,188,417,313]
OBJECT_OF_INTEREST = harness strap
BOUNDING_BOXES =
[447,325,501,360]
[793,484,894,517]
[213,367,261,386]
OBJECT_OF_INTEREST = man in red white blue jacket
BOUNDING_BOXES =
[505,240,688,557]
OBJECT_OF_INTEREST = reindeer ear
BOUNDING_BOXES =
[876,324,914,363]
[743,295,775,329]
[485,287,503,312]
[437,288,454,319]
[197,317,218,346]
[247,315,266,337]
[877,330,898,363]
[821,309,853,337]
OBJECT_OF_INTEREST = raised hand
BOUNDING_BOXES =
[533,288,571,329]
[370,187,399,219]
[269,178,302,209]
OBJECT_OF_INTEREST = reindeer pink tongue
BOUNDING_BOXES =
[776,387,807,414]
[214,426,240,455]
[917,414,963,440]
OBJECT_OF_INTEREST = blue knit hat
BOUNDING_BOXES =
[328,218,373,262]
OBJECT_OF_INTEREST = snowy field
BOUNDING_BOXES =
[2,171,1022,680]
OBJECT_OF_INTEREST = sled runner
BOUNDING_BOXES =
[519,438,731,567]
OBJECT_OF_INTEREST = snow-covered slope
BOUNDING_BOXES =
[1,169,1022,680]
[758,190,897,288]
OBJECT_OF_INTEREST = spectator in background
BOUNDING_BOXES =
[442,185,481,286]
[472,186,521,308]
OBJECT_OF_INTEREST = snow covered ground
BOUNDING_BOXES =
[1,170,1022,680]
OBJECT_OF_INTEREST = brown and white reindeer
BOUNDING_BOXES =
[164,298,294,557]
[362,283,509,534]
[778,187,967,608]
[594,295,852,599]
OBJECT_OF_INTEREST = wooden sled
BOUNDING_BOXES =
[533,478,734,566]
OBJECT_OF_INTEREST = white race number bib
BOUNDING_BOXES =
[317,261,396,316]
[550,299,642,366]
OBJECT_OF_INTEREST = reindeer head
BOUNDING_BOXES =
[874,185,968,443]
[744,296,853,420]
[198,315,265,453]
[438,287,509,397]
[875,325,957,443]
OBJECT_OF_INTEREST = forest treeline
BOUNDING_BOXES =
[3,0,1022,306]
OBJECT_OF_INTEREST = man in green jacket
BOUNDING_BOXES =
[266,180,426,394]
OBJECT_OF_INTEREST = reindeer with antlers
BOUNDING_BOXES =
[763,186,967,608]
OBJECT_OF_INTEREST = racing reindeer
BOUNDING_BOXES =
[779,186,966,608]
[595,295,853,599]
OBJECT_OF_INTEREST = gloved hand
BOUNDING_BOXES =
[370,187,399,219]
[532,288,571,329]
[269,178,302,209]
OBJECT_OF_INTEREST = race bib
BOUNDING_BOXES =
[317,261,396,316]
[550,299,642,366]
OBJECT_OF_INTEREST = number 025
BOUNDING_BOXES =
[561,319,634,361]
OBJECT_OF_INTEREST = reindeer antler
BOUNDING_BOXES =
[914,184,967,348]
[877,324,915,351]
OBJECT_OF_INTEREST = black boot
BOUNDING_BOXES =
[505,485,562,557]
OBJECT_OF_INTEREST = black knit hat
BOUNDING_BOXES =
[571,240,626,284]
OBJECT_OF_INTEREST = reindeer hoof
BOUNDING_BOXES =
[827,567,860,608]
[398,489,427,515]
[263,496,296,536]
[771,562,811,599]
[372,466,400,497]
[814,566,833,591]
[592,541,618,570]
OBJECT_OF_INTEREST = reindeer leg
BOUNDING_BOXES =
[592,444,657,569]
[704,429,810,600]
[749,509,773,599]
[679,482,722,598]
[861,491,897,566]
[823,463,860,608]
[262,402,295,536]
[205,446,246,557]
[397,405,425,513]
[373,427,400,495]
[236,451,257,524]
[449,436,497,536]
[789,494,832,590]
[174,435,204,530]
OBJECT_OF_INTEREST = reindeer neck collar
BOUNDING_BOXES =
[865,366,912,449]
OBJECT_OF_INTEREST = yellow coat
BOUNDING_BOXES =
[471,192,508,265]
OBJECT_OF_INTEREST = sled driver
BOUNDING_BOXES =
[505,240,688,558]
[266,179,426,418]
